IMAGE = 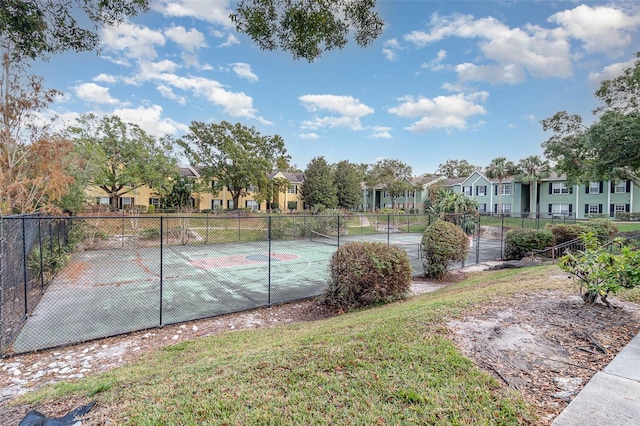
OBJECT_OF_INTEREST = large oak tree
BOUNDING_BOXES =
[68,114,178,210]
[178,121,289,210]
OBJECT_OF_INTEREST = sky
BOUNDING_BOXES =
[33,0,640,177]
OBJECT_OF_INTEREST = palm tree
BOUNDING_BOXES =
[485,157,516,215]
[516,155,551,217]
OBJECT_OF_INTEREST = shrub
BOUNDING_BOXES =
[323,242,412,311]
[547,224,588,246]
[560,233,640,307]
[269,215,293,240]
[421,220,469,279]
[147,205,156,213]
[548,219,617,246]
[139,227,161,240]
[583,218,617,241]
[504,228,554,260]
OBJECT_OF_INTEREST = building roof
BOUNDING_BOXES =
[267,171,304,183]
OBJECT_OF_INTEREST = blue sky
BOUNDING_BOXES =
[35,0,640,176]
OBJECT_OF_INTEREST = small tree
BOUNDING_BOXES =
[366,159,413,209]
[301,156,337,209]
[421,220,469,279]
[560,233,640,307]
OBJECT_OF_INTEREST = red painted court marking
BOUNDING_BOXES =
[190,252,300,269]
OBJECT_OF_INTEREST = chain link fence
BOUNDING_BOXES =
[0,211,578,356]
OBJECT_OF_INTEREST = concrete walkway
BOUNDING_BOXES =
[553,331,640,425]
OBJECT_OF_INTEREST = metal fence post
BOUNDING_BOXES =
[38,218,44,293]
[337,215,340,247]
[159,216,164,327]
[22,217,28,316]
[500,215,505,259]
[268,216,272,307]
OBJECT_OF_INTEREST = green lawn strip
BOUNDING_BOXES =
[16,267,566,424]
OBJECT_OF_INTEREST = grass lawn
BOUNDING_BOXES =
[10,267,583,425]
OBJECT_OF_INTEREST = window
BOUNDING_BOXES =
[614,204,627,216]
[246,200,259,211]
[384,203,392,208]
[366,190,371,197]
[551,203,571,216]
[383,191,390,198]
[551,182,571,194]
[98,197,110,205]
[463,186,472,196]
[288,185,297,194]
[477,186,486,196]
[479,203,487,213]
[406,203,414,209]
[211,180,218,190]
[615,181,628,193]
[149,198,160,207]
[587,204,601,215]
[212,199,222,210]
[227,200,234,209]
[500,184,511,196]
[121,197,133,207]
[397,203,404,209]
[407,191,415,197]
[495,203,510,214]
[588,182,600,194]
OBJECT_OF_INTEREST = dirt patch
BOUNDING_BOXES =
[448,290,640,424]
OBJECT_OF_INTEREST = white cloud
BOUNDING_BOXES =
[382,38,402,61]
[231,63,259,82]
[369,126,392,139]
[219,33,240,48]
[151,0,233,27]
[404,13,574,83]
[101,21,165,60]
[164,25,206,52]
[74,83,120,105]
[112,105,189,137]
[93,73,117,83]
[299,132,319,139]
[156,84,187,105]
[421,49,447,71]
[388,91,489,133]
[154,73,258,118]
[588,58,637,86]
[299,94,374,130]
[548,5,640,55]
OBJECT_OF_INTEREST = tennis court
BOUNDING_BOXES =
[9,229,502,354]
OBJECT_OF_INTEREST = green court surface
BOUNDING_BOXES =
[11,234,424,354]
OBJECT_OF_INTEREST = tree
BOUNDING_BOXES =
[560,233,640,308]
[436,159,480,178]
[366,159,414,209]
[178,121,289,211]
[429,189,479,234]
[334,160,362,209]
[543,52,640,182]
[516,155,551,217]
[68,114,178,210]
[230,0,384,62]
[255,175,290,212]
[162,174,200,211]
[301,156,337,210]
[0,0,149,59]
[485,157,516,214]
[0,45,76,215]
